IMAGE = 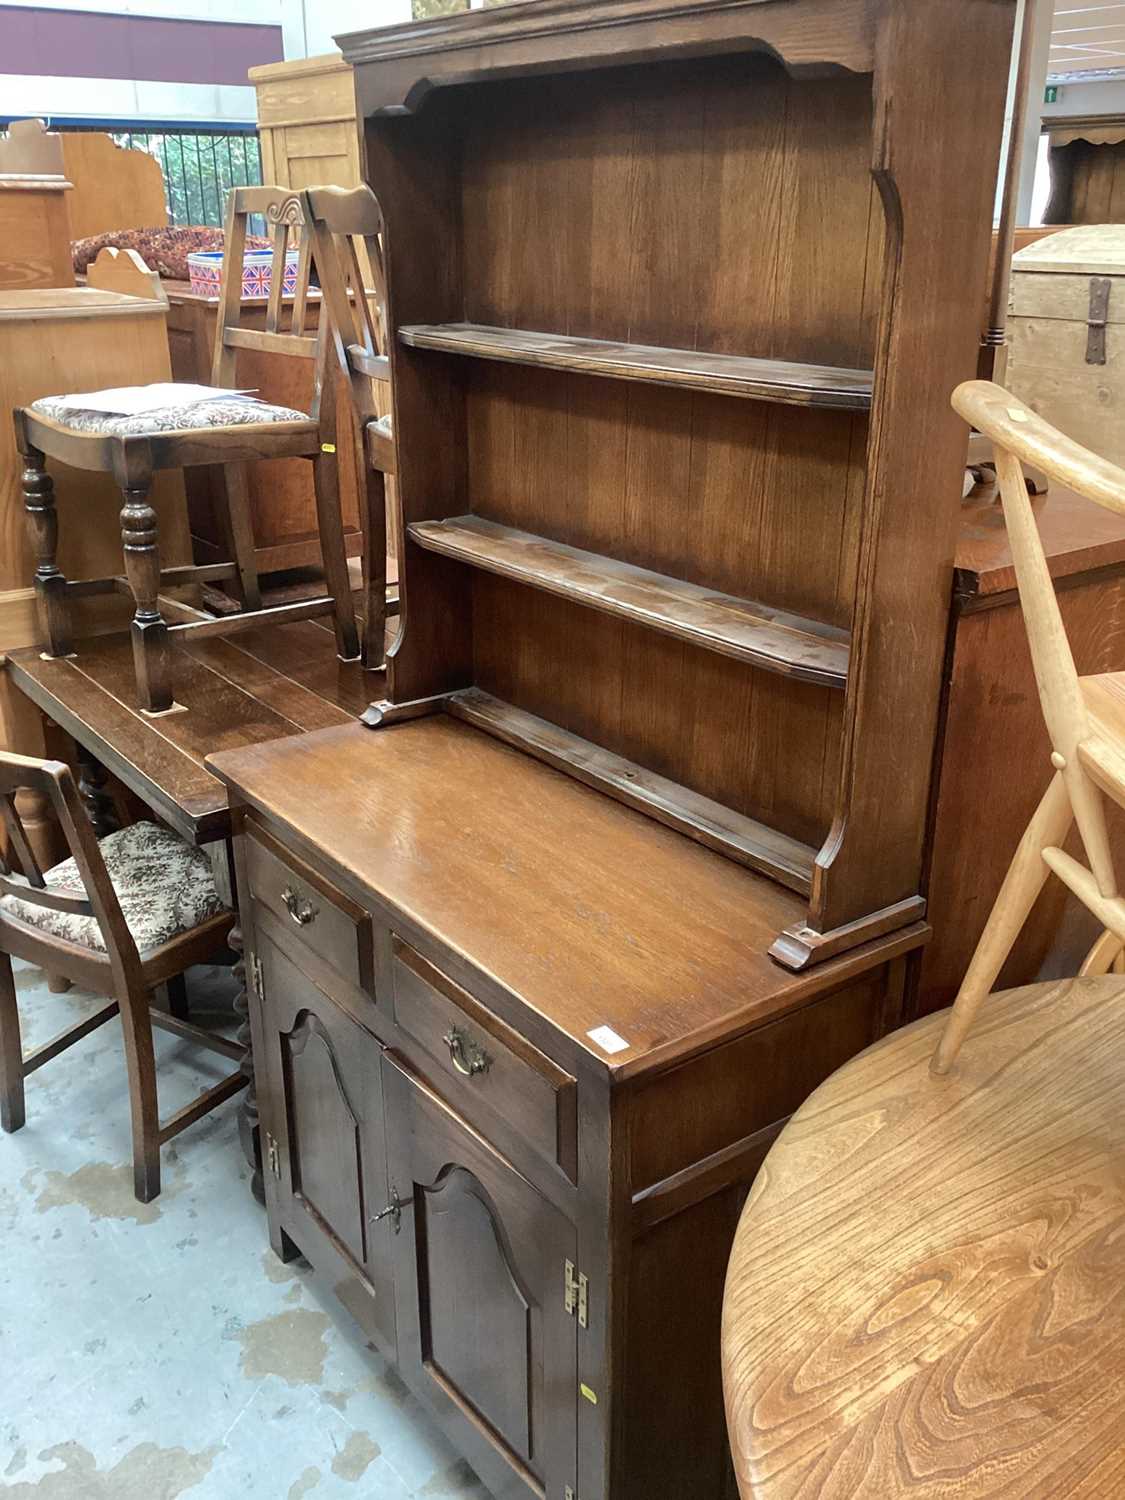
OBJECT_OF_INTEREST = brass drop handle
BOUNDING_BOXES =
[370,1187,404,1234]
[443,1025,492,1078]
[282,885,318,926]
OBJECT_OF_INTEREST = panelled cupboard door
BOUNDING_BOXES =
[383,1054,578,1500]
[256,933,396,1354]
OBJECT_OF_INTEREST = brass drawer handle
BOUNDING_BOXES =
[282,885,318,926]
[443,1025,492,1078]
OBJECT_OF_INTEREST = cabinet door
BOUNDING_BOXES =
[383,1054,577,1500]
[256,932,396,1354]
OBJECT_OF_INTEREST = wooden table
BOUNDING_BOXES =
[5,612,384,1189]
[722,975,1125,1499]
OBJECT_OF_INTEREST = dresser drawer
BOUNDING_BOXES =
[245,826,373,996]
[391,939,577,1184]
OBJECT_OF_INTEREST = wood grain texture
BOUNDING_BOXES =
[411,515,850,687]
[59,132,167,239]
[447,687,817,891]
[399,323,874,409]
[206,714,927,1077]
[723,976,1125,1499]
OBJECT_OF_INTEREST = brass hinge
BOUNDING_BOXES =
[249,953,263,1003]
[564,1259,588,1328]
[265,1131,281,1179]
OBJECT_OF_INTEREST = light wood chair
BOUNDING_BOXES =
[934,379,1125,1076]
[12,185,360,715]
[0,751,241,1201]
[306,184,397,668]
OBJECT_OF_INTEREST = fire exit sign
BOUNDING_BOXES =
[1045,84,1060,104]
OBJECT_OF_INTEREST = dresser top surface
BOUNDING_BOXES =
[210,717,923,1076]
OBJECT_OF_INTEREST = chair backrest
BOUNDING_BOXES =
[0,752,140,976]
[210,185,322,402]
[305,184,391,429]
[953,379,1124,899]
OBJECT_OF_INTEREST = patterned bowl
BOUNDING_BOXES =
[186,248,300,301]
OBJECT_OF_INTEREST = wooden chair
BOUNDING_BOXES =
[306,184,397,668]
[12,185,360,716]
[933,380,1125,1075]
[0,751,241,1201]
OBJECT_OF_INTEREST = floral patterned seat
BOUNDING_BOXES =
[30,390,313,439]
[0,822,228,955]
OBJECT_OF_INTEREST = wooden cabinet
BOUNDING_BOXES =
[213,719,923,1500]
[211,2,1017,1496]
[250,53,364,193]
[252,927,396,1354]
[384,1055,578,1500]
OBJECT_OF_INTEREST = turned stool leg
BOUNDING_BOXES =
[120,484,172,714]
[22,449,73,657]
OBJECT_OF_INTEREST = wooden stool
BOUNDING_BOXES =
[12,185,361,715]
[722,976,1125,1499]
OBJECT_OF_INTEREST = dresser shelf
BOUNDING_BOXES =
[409,516,850,689]
[447,688,817,893]
[398,322,875,410]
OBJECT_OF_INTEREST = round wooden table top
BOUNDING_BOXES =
[722,977,1125,1499]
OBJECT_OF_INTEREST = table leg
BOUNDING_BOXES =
[229,919,263,1203]
[75,743,120,839]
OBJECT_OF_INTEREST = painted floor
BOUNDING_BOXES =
[0,960,494,1500]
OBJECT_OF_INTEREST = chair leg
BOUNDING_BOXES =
[933,772,1074,1076]
[362,465,387,669]
[1080,929,1125,977]
[120,482,172,714]
[0,951,25,1133]
[216,462,262,612]
[162,973,190,1022]
[118,982,161,1202]
[21,447,73,657]
[312,447,360,662]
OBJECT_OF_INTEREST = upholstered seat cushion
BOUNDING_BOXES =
[0,822,228,955]
[31,389,312,439]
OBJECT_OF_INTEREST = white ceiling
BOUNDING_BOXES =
[1050,1,1125,76]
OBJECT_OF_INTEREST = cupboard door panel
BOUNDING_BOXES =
[384,1053,577,1500]
[282,1011,368,1266]
[256,932,396,1354]
[422,1166,533,1461]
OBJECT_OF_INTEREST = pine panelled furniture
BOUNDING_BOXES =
[935,381,1125,1072]
[58,131,169,240]
[1005,226,1125,470]
[250,53,365,195]
[13,185,363,716]
[722,974,1125,1499]
[0,751,239,1202]
[204,4,1018,1499]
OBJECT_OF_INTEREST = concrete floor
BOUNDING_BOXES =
[0,960,494,1500]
